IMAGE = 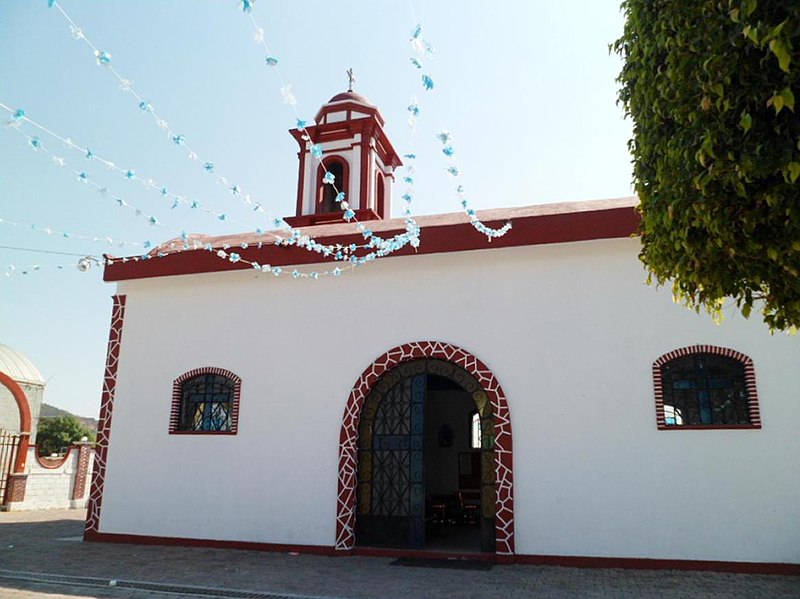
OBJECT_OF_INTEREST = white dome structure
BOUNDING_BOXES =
[0,343,45,439]
[0,344,45,386]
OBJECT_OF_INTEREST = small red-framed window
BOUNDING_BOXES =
[652,345,761,430]
[170,367,241,435]
[317,158,349,214]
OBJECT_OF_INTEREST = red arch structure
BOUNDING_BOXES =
[335,341,515,555]
[0,371,32,494]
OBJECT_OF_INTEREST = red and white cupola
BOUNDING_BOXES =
[284,86,403,227]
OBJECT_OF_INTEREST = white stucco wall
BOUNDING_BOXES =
[99,238,800,563]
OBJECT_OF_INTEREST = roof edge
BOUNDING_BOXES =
[104,197,640,282]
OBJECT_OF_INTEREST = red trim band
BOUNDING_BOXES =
[84,530,335,556]
[105,201,640,282]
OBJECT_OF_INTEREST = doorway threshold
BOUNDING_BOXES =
[352,546,496,563]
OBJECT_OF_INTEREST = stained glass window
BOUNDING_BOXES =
[660,353,750,426]
[178,373,235,432]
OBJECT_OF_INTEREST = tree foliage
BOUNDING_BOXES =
[613,0,800,330]
[36,415,93,457]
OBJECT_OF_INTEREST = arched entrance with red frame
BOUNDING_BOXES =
[335,341,514,556]
[0,371,32,504]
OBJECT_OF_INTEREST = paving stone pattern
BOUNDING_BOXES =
[1,510,798,599]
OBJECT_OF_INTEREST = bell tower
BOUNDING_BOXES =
[285,82,402,228]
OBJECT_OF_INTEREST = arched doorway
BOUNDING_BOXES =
[0,372,32,506]
[336,341,514,556]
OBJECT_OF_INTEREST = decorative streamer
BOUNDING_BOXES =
[45,2,422,270]
[45,0,284,232]
[3,105,416,276]
[0,244,102,278]
[242,4,423,257]
[12,3,506,283]
[0,216,142,248]
[2,112,179,245]
[404,19,512,240]
[0,102,279,241]
[3,113,407,281]
[435,130,512,240]
[3,263,68,278]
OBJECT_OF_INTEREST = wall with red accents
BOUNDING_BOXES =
[93,236,800,566]
[7,443,94,510]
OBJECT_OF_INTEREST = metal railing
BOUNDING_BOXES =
[0,428,21,506]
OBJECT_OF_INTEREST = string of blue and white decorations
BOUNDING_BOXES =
[0,244,102,278]
[4,263,68,278]
[5,3,513,282]
[240,2,423,257]
[2,105,181,243]
[405,22,512,241]
[2,102,421,279]
[44,0,285,235]
[45,0,423,269]
[1,103,281,243]
[2,102,421,278]
[0,216,142,249]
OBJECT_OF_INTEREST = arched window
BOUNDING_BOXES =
[470,410,482,449]
[653,346,761,429]
[170,368,241,434]
[375,172,385,215]
[317,159,348,214]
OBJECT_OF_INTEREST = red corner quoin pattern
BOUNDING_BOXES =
[336,341,515,555]
[85,294,127,537]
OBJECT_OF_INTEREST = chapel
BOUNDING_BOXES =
[80,88,800,573]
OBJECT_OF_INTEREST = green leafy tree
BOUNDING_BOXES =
[613,0,800,330]
[36,415,93,457]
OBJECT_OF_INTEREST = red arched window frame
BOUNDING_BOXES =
[652,345,761,430]
[170,367,242,435]
[316,157,349,214]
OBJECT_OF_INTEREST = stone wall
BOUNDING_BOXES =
[5,441,94,510]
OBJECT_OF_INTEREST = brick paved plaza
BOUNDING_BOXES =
[1,509,798,599]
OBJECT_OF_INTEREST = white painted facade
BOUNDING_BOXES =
[98,236,800,564]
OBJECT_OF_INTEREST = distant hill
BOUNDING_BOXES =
[39,403,98,433]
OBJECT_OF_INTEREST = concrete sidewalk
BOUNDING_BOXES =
[1,509,798,599]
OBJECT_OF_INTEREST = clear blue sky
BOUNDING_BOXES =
[0,1,633,418]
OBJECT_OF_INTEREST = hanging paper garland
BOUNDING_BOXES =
[0,216,142,248]
[0,102,279,239]
[45,1,422,270]
[13,2,510,284]
[45,0,285,233]
[406,22,512,241]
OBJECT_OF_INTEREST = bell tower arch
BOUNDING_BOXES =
[285,87,402,227]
